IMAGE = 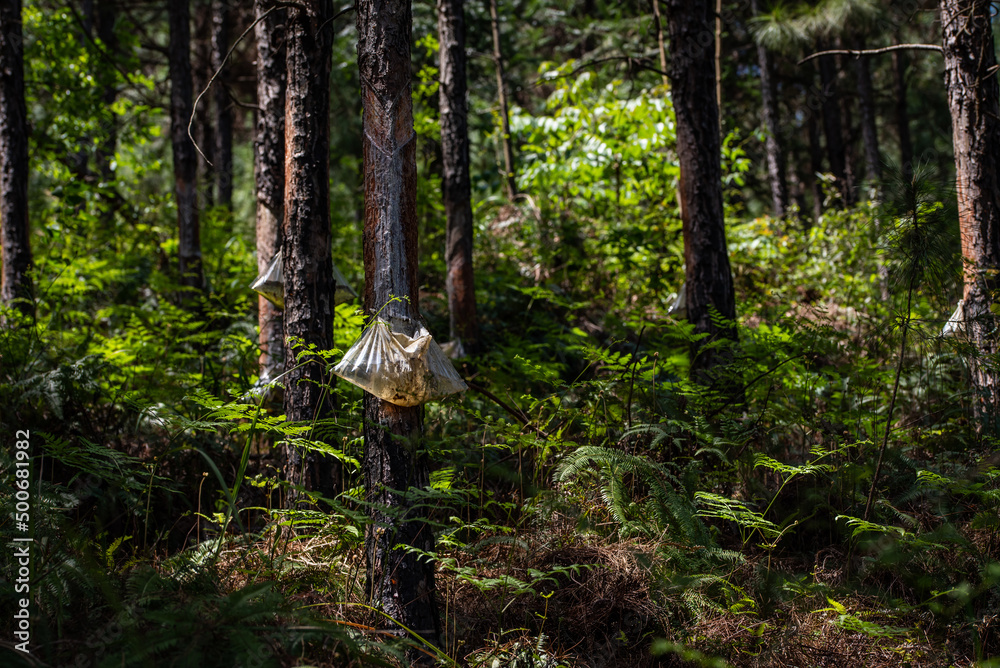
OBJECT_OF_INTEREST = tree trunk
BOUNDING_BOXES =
[940,0,1000,432]
[254,0,285,385]
[665,0,739,388]
[650,0,668,87]
[168,0,203,292]
[282,0,338,501]
[489,0,516,200]
[0,0,32,320]
[816,50,848,204]
[837,50,857,204]
[856,53,881,183]
[357,0,441,651]
[192,0,214,208]
[95,0,118,181]
[714,0,722,133]
[750,0,786,218]
[73,0,95,179]
[807,111,824,221]
[437,0,478,351]
[892,48,913,177]
[212,0,233,208]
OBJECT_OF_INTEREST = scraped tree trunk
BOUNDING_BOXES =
[856,53,881,183]
[940,0,1000,432]
[254,0,285,385]
[168,0,203,292]
[489,0,516,200]
[358,0,441,652]
[665,0,739,389]
[750,0,786,218]
[0,0,32,320]
[437,0,478,351]
[892,48,913,177]
[281,0,337,501]
[212,0,233,208]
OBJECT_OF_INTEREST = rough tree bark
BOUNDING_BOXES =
[714,0,721,132]
[357,0,442,650]
[437,0,478,351]
[254,0,285,385]
[489,0,516,200]
[940,0,1000,431]
[167,0,203,292]
[0,0,32,320]
[212,0,233,208]
[750,0,786,218]
[665,0,739,386]
[281,0,338,501]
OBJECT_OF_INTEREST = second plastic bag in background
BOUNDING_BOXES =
[250,250,358,310]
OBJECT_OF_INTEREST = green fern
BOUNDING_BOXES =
[555,445,710,545]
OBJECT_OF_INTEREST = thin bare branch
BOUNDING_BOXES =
[187,2,323,165]
[799,43,942,65]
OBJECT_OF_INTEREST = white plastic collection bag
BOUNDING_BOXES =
[668,280,687,319]
[250,250,358,310]
[250,251,284,308]
[333,319,467,406]
[439,339,466,360]
[941,299,965,337]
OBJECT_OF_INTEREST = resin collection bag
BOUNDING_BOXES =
[250,250,358,310]
[333,319,467,406]
[668,280,687,319]
[941,299,965,337]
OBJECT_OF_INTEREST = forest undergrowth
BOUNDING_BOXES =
[4,165,1000,668]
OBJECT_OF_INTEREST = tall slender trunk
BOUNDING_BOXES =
[789,166,809,225]
[892,48,913,177]
[489,0,516,200]
[73,0,96,179]
[212,0,233,208]
[940,0,1000,432]
[816,50,848,203]
[192,0,214,208]
[807,111,824,221]
[750,0,786,218]
[282,0,337,500]
[714,0,722,133]
[650,0,668,87]
[168,0,203,292]
[0,0,32,320]
[837,49,857,204]
[438,0,478,351]
[254,0,285,384]
[665,0,739,389]
[357,0,441,650]
[856,53,881,183]
[95,0,118,181]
